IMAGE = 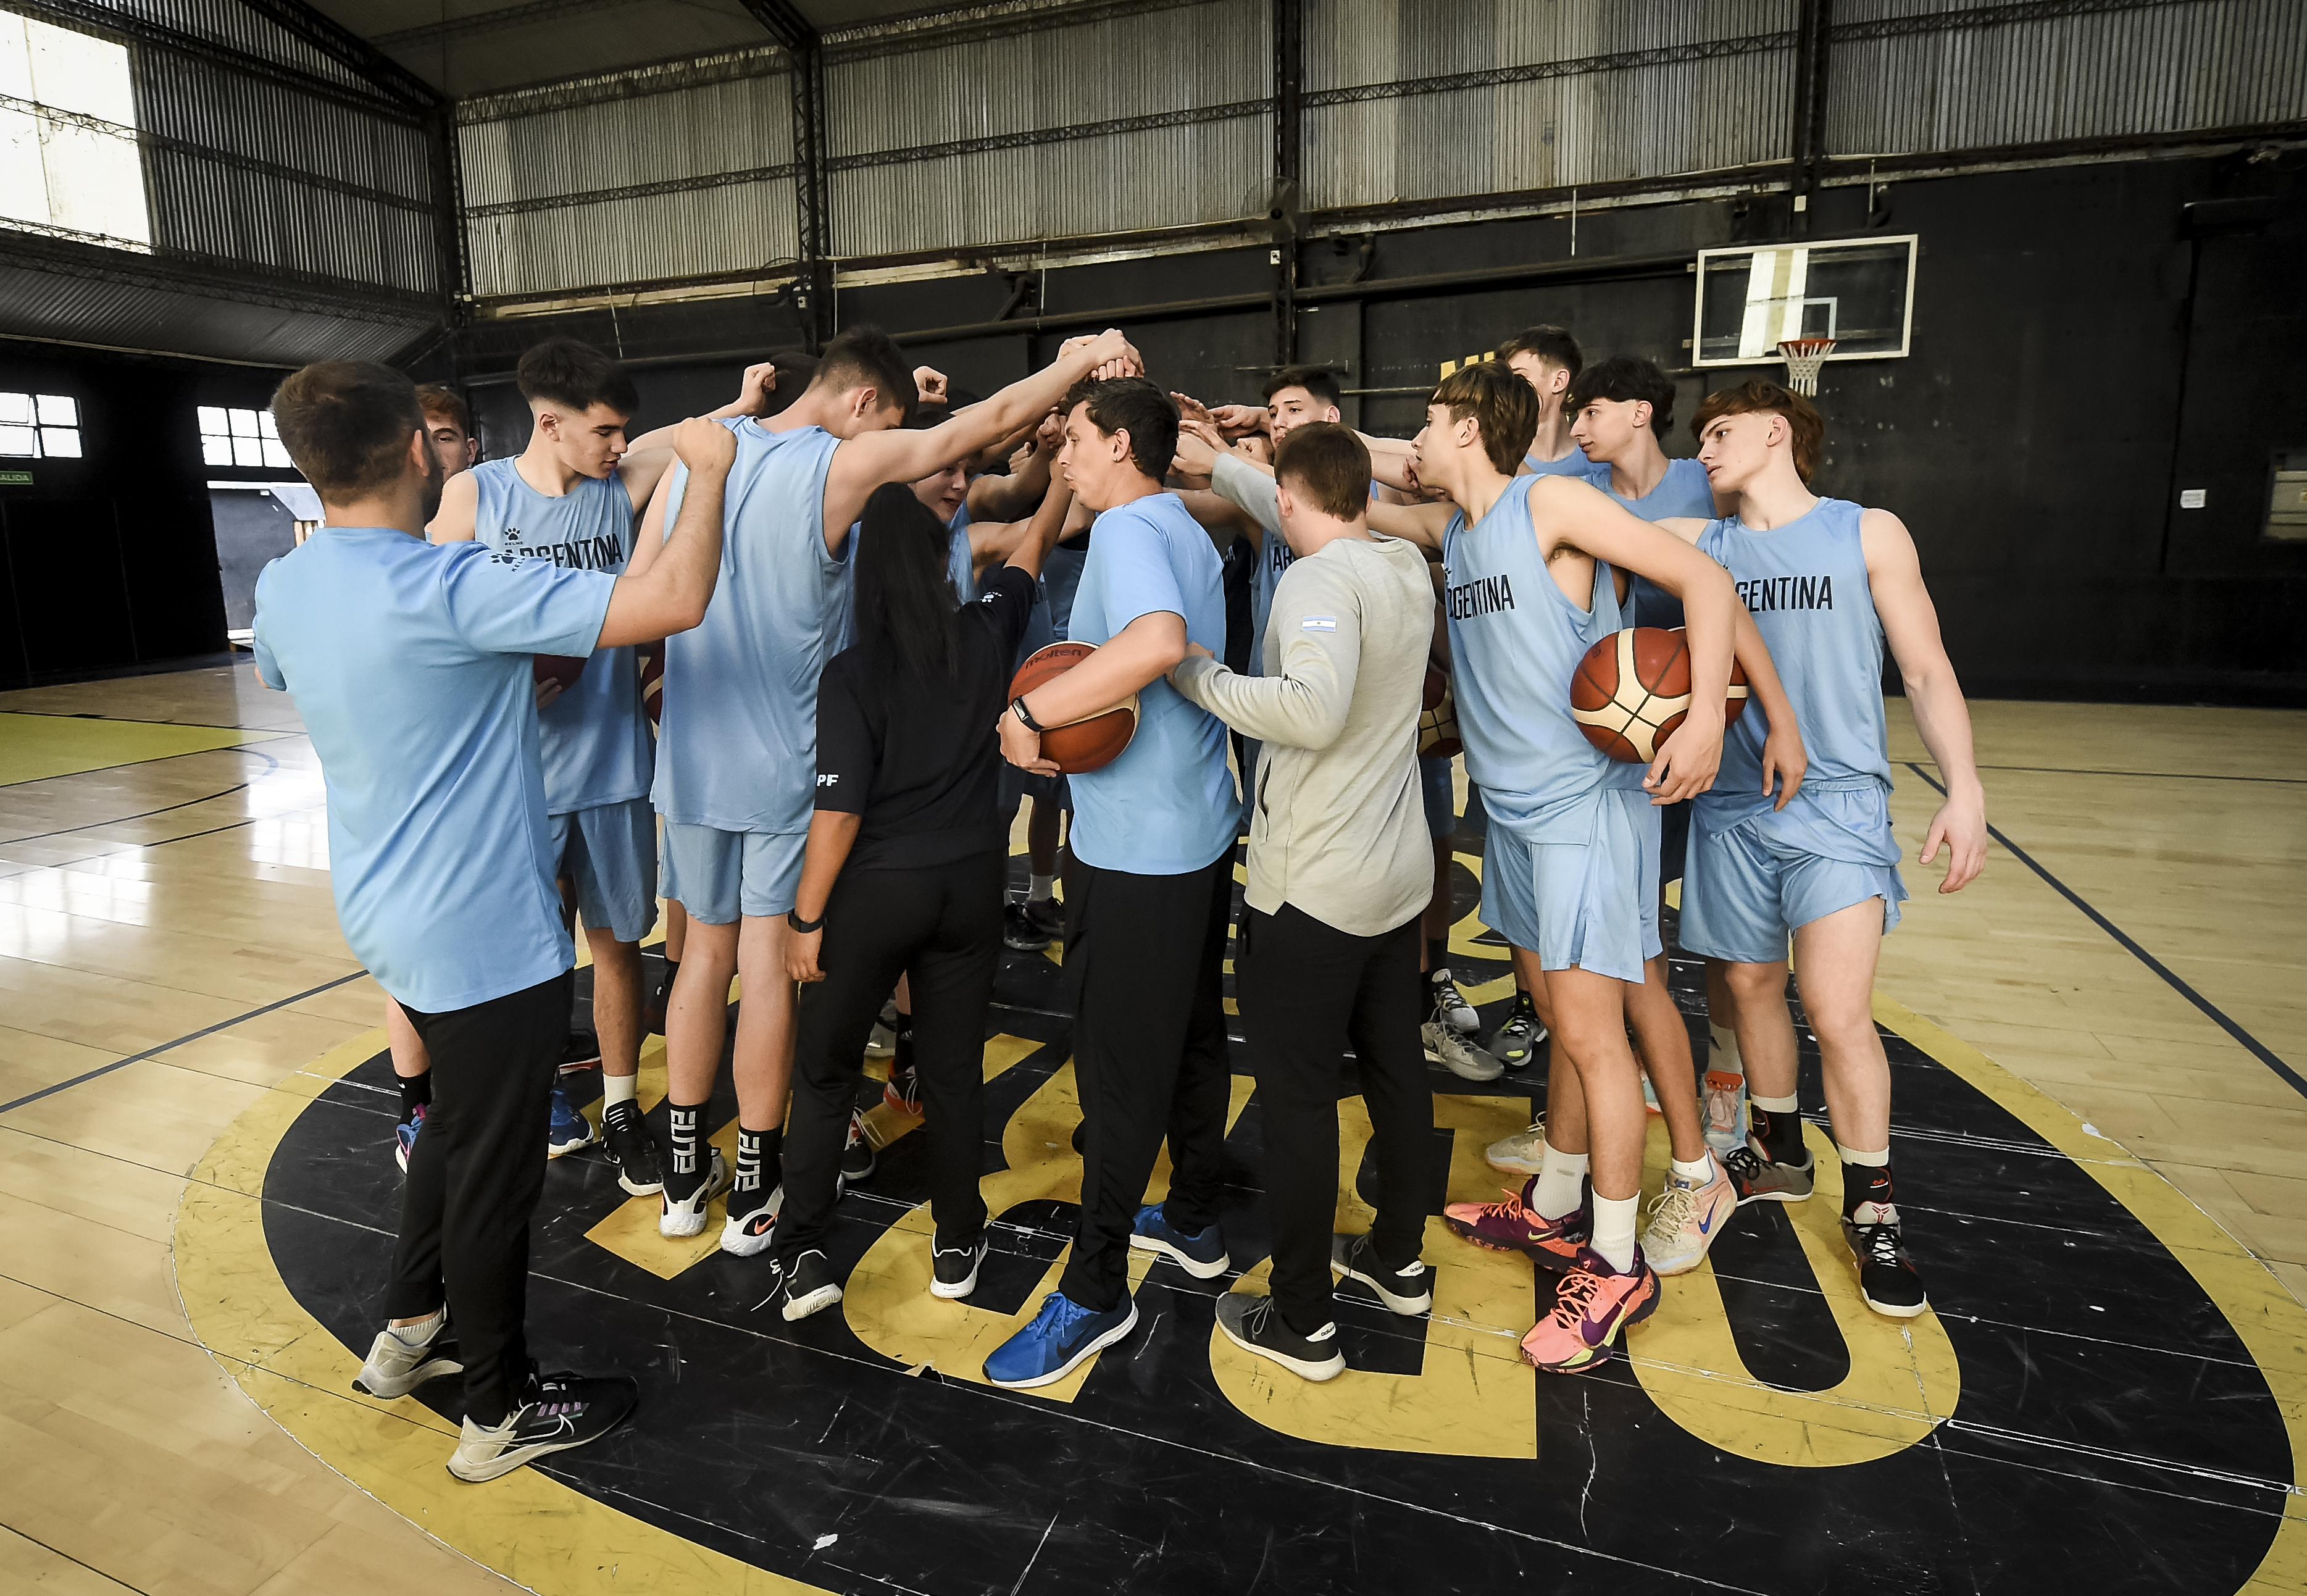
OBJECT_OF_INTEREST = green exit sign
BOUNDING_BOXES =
[0,470,30,486]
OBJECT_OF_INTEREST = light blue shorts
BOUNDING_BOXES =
[1420,754,1456,841]
[1679,787,1909,964]
[1479,787,1661,984]
[659,821,806,925]
[549,798,658,945]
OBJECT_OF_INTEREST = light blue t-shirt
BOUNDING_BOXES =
[1606,456,1716,632]
[251,529,612,1012]
[654,419,849,835]
[1524,441,1609,482]
[1064,492,1236,874]
[469,459,650,815]
[1443,475,1646,842]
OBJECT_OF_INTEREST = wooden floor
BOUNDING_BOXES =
[0,663,2301,1596]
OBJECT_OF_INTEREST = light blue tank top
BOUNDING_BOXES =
[469,459,649,815]
[653,419,848,834]
[1042,543,1087,640]
[1245,526,1295,677]
[946,501,975,604]
[1608,457,1716,632]
[1695,496,1893,832]
[1443,474,1645,840]
[1524,441,1608,481]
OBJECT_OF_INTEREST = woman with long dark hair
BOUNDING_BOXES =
[769,472,1073,1319]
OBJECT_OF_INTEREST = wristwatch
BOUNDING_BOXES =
[1011,696,1045,733]
[786,908,824,934]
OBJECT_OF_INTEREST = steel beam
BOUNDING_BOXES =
[1271,0,1302,366]
[232,0,444,109]
[741,0,830,350]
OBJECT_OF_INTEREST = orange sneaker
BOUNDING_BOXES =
[1441,1179,1587,1272]
[1519,1247,1660,1374]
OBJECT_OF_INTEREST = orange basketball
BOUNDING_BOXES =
[534,653,586,691]
[1009,641,1138,774]
[1571,627,1750,763]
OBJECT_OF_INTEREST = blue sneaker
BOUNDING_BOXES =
[547,1086,596,1157]
[1128,1201,1229,1279]
[394,1102,425,1174]
[983,1290,1138,1390]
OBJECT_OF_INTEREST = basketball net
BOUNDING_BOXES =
[1777,336,1837,398]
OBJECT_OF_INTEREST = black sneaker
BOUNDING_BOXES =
[1845,1205,1929,1318]
[557,1030,602,1075]
[446,1371,636,1482]
[1493,993,1546,1070]
[932,1230,988,1299]
[1214,1292,1345,1382]
[1022,897,1065,941]
[840,1109,877,1185]
[777,1248,843,1322]
[882,1063,922,1116]
[1002,901,1052,951]
[601,1100,664,1196]
[1330,1232,1433,1316]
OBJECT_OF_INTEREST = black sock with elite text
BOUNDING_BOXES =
[666,1100,706,1201]
[732,1126,785,1218]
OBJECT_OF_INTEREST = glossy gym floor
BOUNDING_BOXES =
[1,664,2302,1595]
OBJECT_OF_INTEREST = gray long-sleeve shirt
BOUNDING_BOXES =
[1169,530,1434,936]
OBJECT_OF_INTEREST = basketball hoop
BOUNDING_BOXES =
[1777,336,1837,398]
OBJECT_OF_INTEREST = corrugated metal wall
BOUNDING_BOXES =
[824,0,1272,259]
[457,48,799,299]
[1829,0,2307,156]
[1302,0,1798,213]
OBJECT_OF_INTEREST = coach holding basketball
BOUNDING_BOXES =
[252,361,733,1482]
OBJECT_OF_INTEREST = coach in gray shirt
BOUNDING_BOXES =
[1168,422,1438,1383]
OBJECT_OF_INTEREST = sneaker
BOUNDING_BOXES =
[1330,1232,1432,1316]
[1723,1142,1816,1206]
[840,1109,877,1185]
[1703,1071,1749,1155]
[983,1290,1138,1389]
[546,1085,596,1157]
[1493,994,1545,1069]
[393,1102,426,1174]
[659,1147,731,1239]
[1483,1119,1546,1176]
[1845,1203,1929,1318]
[931,1230,988,1299]
[1423,1020,1503,1083]
[883,1063,922,1116]
[1002,901,1052,951]
[1214,1292,1345,1382]
[352,1314,461,1398]
[1428,968,1479,1033]
[1442,1182,1587,1271]
[1640,1072,1661,1116]
[775,1248,843,1322]
[1022,896,1066,940]
[719,1181,783,1257]
[1640,1155,1737,1276]
[864,1001,899,1059]
[1520,1247,1661,1374]
[557,1030,602,1075]
[446,1371,636,1483]
[601,1099,664,1196]
[1128,1201,1229,1279]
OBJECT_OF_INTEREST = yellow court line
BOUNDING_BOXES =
[0,711,285,785]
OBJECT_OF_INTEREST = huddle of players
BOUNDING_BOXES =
[254,307,1984,1477]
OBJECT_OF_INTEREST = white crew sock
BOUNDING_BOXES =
[1708,1022,1743,1074]
[1669,1153,1714,1185]
[1751,1091,1799,1116]
[1030,873,1055,903]
[1531,1141,1590,1220]
[1591,1193,1639,1272]
[389,1306,444,1347]
[1837,1141,1889,1166]
[602,1072,638,1110]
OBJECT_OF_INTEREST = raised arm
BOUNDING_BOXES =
[1865,508,1985,892]
[1364,496,1454,552]
[969,476,1077,581]
[597,419,732,648]
[619,362,777,513]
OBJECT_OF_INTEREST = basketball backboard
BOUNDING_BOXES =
[1693,235,1917,367]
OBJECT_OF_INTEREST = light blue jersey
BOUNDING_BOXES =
[1066,492,1236,875]
[1443,475,1647,840]
[468,459,649,815]
[251,529,612,1012]
[1245,527,1295,677]
[654,418,849,835]
[946,499,975,604]
[1695,496,1895,832]
[1524,441,1609,482]
[1605,456,1716,632]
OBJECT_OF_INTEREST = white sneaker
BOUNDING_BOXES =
[864,1000,898,1059]
[1641,1154,1738,1276]
[659,1147,731,1239]
[1427,969,1480,1033]
[1704,1071,1750,1155]
[1422,1020,1503,1082]
[446,1371,636,1483]
[1484,1118,1547,1175]
[353,1311,461,1398]
[719,1181,783,1256]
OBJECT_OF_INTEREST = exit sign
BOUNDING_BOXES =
[0,470,30,486]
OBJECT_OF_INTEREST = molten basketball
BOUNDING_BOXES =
[1571,627,1750,763]
[534,653,586,691]
[1419,666,1462,758]
[1009,641,1138,774]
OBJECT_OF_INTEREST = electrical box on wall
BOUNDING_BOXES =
[2266,453,2307,543]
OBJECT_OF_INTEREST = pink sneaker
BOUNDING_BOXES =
[1519,1247,1660,1374]
[1441,1179,1587,1272]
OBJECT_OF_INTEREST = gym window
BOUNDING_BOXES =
[0,10,153,253]
[199,406,292,470]
[0,391,81,458]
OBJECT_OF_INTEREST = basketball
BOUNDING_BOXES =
[1571,626,1750,763]
[1009,641,1138,774]
[533,653,586,691]
[1419,666,1462,758]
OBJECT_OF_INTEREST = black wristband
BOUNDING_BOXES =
[1011,696,1045,733]
[786,908,824,935]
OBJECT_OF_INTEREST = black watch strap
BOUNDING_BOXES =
[786,908,825,935]
[1011,696,1045,733]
